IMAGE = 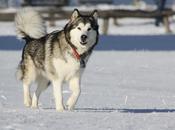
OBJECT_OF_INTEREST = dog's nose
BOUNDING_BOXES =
[81,35,87,42]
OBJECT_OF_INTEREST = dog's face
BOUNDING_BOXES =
[65,9,99,53]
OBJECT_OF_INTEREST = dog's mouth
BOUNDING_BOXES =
[80,42,87,46]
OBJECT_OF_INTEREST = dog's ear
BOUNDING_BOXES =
[91,10,98,22]
[71,9,80,21]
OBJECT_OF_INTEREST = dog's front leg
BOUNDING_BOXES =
[66,76,81,110]
[52,79,64,112]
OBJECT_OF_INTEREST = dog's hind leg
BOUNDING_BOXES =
[66,76,81,110]
[23,81,32,107]
[23,72,34,107]
[32,76,49,108]
[21,56,36,107]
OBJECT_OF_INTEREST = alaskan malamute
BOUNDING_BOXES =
[15,8,99,112]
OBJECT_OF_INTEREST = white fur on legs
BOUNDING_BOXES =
[32,77,49,108]
[66,76,80,110]
[23,83,32,107]
[52,80,64,112]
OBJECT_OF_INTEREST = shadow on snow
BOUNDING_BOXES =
[43,107,175,113]
[76,108,175,113]
[118,108,175,113]
[1,35,175,51]
[75,108,175,113]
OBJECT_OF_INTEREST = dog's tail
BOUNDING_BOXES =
[15,7,46,40]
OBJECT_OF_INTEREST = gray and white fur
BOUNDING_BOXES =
[15,8,99,112]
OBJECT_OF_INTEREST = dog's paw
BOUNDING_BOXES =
[24,100,32,107]
[31,103,38,109]
[66,104,75,111]
[24,96,32,107]
[56,107,65,112]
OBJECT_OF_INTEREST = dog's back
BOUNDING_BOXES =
[15,8,99,111]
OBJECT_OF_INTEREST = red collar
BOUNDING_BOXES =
[72,47,81,60]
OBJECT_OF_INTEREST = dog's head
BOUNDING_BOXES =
[64,9,99,53]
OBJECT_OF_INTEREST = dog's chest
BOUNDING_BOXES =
[53,55,81,81]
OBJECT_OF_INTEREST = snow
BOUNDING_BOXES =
[62,4,156,11]
[1,49,175,130]
[1,15,175,36]
[0,4,175,36]
[1,9,175,130]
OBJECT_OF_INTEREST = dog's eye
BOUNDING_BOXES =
[77,27,81,30]
[87,28,91,31]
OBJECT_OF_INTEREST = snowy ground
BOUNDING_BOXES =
[1,15,175,36]
[1,16,175,129]
[1,50,175,130]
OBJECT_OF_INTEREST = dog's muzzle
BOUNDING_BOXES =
[80,35,87,45]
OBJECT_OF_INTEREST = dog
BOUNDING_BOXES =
[15,8,99,112]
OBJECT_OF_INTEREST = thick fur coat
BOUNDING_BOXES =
[15,8,99,111]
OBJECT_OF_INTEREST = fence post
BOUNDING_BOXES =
[113,18,119,26]
[163,16,171,33]
[103,18,109,35]
[49,13,56,26]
